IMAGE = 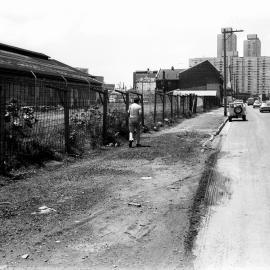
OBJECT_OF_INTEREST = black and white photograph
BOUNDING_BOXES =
[0,0,270,269]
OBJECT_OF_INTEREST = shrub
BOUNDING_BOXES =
[69,106,103,150]
[4,98,39,154]
[1,98,59,174]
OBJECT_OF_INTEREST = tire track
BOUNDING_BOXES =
[184,150,219,253]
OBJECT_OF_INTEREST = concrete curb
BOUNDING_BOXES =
[214,117,229,136]
[202,117,228,147]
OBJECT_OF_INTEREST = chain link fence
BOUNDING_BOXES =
[0,74,219,173]
[0,75,102,172]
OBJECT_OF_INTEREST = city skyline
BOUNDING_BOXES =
[1,0,270,86]
[190,30,270,95]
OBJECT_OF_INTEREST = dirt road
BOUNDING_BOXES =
[193,106,270,270]
[0,109,225,270]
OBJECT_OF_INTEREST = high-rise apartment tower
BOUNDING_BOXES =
[243,34,261,57]
[217,28,238,57]
[190,30,270,95]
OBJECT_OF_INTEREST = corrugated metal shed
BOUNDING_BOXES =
[0,42,49,60]
[0,43,102,85]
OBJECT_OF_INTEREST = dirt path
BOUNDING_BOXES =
[0,108,225,270]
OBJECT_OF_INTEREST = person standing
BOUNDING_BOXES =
[128,97,142,148]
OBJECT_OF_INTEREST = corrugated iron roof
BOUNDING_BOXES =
[0,42,49,60]
[0,45,102,84]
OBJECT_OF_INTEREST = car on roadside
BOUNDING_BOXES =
[253,100,261,108]
[228,100,247,122]
[247,97,255,106]
[234,99,244,103]
[259,101,270,113]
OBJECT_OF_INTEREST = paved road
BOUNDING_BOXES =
[193,106,270,270]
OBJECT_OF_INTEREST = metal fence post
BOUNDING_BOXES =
[177,95,180,117]
[0,85,5,161]
[175,96,177,117]
[154,90,157,124]
[102,90,108,144]
[126,92,129,132]
[162,91,165,123]
[64,87,71,153]
[162,70,166,123]
[141,94,145,126]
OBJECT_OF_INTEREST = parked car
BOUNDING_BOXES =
[259,101,270,112]
[253,100,261,108]
[228,100,247,121]
[247,97,255,106]
[234,99,244,103]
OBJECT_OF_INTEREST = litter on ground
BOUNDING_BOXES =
[141,176,152,180]
[21,254,29,259]
[128,202,142,207]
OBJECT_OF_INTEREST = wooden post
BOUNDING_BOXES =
[170,95,173,119]
[177,96,180,117]
[102,90,108,144]
[182,96,185,114]
[203,97,206,112]
[189,94,192,112]
[194,95,197,113]
[191,95,194,113]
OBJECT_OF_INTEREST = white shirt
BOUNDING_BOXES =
[128,103,142,120]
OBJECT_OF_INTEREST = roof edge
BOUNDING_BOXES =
[0,42,49,60]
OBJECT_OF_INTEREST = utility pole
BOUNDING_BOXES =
[222,28,243,116]
[233,75,236,98]
[223,30,227,116]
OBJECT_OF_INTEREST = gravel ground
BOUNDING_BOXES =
[0,108,226,270]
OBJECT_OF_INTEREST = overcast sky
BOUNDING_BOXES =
[1,0,270,87]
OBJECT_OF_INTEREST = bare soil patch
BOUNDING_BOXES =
[0,109,225,269]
